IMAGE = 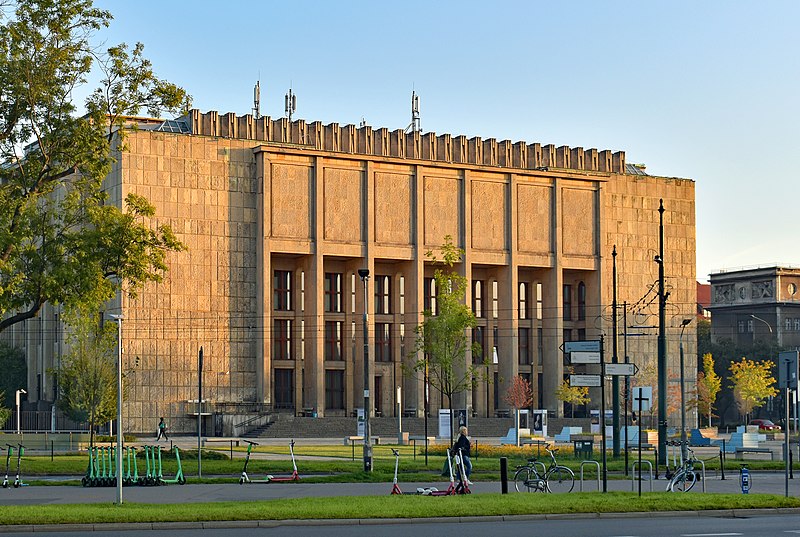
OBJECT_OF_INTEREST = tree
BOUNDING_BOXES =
[0,0,189,333]
[409,235,484,445]
[0,393,9,429]
[729,357,778,423]
[503,376,533,447]
[0,342,27,408]
[555,373,590,419]
[696,353,722,427]
[56,306,119,447]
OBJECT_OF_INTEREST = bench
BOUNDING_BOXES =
[735,447,774,460]
[403,407,417,418]
[344,436,381,460]
[495,409,511,418]
[202,438,240,458]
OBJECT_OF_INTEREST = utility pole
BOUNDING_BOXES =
[612,245,620,457]
[656,199,667,466]
[358,269,372,472]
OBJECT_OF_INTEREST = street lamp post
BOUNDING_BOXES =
[15,389,26,435]
[679,318,692,463]
[108,313,123,506]
[358,268,372,472]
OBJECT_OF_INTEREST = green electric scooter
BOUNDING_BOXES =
[160,446,186,485]
[2,444,13,488]
[12,444,26,488]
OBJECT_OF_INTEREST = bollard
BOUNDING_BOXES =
[51,440,54,462]
[654,448,659,479]
[500,457,508,494]
[230,440,234,461]
[720,449,726,480]
[791,449,794,480]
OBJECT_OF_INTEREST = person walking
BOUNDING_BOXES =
[156,417,169,441]
[453,425,472,484]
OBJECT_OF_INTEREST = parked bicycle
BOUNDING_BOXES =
[666,446,699,492]
[514,446,575,493]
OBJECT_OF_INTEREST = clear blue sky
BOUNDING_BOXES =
[90,0,800,282]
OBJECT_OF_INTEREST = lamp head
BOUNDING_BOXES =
[18,389,26,394]
[357,268,370,280]
[681,318,692,327]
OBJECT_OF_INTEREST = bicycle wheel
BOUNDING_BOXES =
[514,467,533,492]
[669,470,697,492]
[545,466,575,493]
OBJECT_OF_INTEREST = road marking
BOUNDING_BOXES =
[681,534,742,537]
[784,532,800,534]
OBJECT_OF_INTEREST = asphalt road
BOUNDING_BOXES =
[1,472,799,504]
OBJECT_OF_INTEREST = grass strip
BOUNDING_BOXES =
[0,493,798,526]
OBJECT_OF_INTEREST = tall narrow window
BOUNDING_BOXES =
[492,281,499,319]
[519,282,528,320]
[274,369,294,409]
[273,271,292,311]
[473,280,484,318]
[400,276,405,315]
[273,319,293,360]
[375,275,392,315]
[795,318,800,331]
[424,277,438,315]
[577,282,586,321]
[472,327,485,364]
[563,284,572,321]
[325,321,343,360]
[537,327,543,365]
[325,370,344,410]
[324,273,343,313]
[351,273,356,313]
[518,327,531,365]
[536,283,543,320]
[787,318,793,331]
[376,323,392,362]
[493,326,499,354]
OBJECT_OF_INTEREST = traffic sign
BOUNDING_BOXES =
[564,340,601,353]
[632,386,652,412]
[604,363,638,376]
[779,351,798,390]
[570,374,602,387]
[570,351,601,364]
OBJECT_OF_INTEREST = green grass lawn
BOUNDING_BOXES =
[0,492,797,526]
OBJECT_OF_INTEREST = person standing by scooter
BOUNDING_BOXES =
[156,417,169,441]
[453,426,472,484]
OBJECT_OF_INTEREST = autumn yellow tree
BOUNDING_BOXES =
[729,358,777,422]
[696,353,722,427]
[503,376,534,446]
[555,374,590,418]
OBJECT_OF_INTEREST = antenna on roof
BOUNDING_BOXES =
[405,90,420,133]
[285,87,296,122]
[359,117,367,128]
[253,81,261,119]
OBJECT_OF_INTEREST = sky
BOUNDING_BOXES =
[87,0,800,283]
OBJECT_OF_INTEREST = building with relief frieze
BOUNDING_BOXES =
[6,109,697,434]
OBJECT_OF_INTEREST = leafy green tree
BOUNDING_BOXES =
[0,0,189,332]
[729,357,778,423]
[0,393,9,428]
[409,235,484,445]
[696,353,722,427]
[57,307,119,446]
[0,342,27,408]
[555,370,590,418]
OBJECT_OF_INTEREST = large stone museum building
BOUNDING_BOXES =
[7,109,697,434]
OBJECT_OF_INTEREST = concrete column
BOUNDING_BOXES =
[255,151,272,404]
[542,178,564,416]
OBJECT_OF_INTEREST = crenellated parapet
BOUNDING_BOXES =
[182,109,627,174]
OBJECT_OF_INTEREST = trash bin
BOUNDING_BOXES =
[573,439,593,459]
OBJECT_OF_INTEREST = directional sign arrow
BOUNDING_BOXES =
[563,340,601,353]
[604,363,638,376]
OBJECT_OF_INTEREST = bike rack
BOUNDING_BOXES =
[696,458,706,493]
[630,460,653,492]
[579,460,600,492]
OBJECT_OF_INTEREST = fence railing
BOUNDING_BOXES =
[1,410,91,433]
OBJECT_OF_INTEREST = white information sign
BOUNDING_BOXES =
[570,351,601,364]
[438,409,452,439]
[570,374,602,387]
